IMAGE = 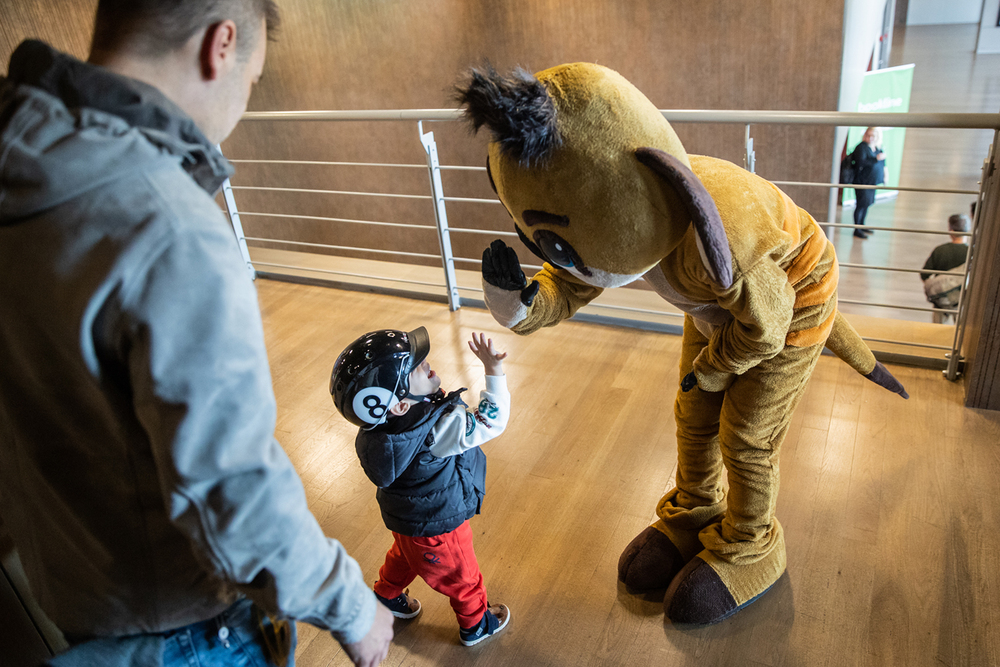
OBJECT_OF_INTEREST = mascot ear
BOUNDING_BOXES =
[635,147,733,289]
[455,64,561,166]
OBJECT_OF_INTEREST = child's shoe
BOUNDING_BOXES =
[459,603,510,646]
[375,589,422,619]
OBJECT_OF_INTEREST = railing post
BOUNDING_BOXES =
[221,177,257,281]
[418,121,461,311]
[744,124,756,174]
[946,131,998,380]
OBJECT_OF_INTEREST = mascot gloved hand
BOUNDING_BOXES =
[481,238,540,327]
[456,62,908,625]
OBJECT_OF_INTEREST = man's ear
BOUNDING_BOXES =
[199,19,239,81]
[389,401,411,417]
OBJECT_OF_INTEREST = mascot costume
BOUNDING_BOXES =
[455,63,909,625]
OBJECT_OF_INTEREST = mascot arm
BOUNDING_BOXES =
[509,264,603,336]
[692,259,795,391]
[481,239,601,332]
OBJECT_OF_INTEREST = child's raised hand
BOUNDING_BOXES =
[468,332,507,376]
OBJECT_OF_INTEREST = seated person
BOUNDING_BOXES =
[921,214,970,324]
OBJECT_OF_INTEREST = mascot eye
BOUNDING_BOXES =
[533,229,580,269]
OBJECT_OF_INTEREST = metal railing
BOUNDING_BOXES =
[221,109,1000,381]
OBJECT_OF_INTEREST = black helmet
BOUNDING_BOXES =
[330,326,431,428]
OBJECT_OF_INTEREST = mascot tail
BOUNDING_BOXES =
[825,311,909,398]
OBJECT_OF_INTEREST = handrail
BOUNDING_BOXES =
[225,108,996,377]
[241,108,1000,130]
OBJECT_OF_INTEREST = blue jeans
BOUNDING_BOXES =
[162,598,296,667]
[49,599,296,667]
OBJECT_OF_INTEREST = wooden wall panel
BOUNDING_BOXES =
[962,143,1000,411]
[3,0,847,270]
[0,0,96,62]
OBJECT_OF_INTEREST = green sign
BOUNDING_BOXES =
[843,63,914,206]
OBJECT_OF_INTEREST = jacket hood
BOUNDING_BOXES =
[0,40,232,222]
[355,390,464,488]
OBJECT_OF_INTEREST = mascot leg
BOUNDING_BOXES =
[619,318,727,590]
[663,341,823,624]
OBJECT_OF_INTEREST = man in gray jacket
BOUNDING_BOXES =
[0,1,393,665]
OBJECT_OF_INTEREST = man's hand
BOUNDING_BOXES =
[482,239,540,306]
[468,331,508,376]
[342,603,393,667]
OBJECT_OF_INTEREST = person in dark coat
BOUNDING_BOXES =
[850,126,886,238]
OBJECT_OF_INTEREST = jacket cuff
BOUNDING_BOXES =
[484,374,507,393]
[329,585,378,646]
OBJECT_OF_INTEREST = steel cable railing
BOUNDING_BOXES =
[222,108,1000,378]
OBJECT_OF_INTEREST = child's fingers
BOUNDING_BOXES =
[486,338,505,358]
[468,332,505,361]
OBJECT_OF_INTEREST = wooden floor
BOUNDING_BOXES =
[243,22,1000,667]
[259,279,1000,667]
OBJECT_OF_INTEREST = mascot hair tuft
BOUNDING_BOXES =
[455,64,561,166]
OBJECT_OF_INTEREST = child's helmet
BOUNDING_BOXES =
[330,327,430,428]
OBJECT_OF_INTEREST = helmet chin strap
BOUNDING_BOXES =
[404,392,432,402]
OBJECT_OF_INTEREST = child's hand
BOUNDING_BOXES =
[468,332,507,376]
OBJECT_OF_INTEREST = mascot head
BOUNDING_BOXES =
[456,62,732,289]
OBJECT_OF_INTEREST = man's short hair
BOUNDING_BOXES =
[948,214,971,234]
[92,0,280,59]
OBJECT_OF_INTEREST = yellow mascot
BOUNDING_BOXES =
[456,62,908,624]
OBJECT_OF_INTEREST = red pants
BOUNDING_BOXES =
[373,520,487,629]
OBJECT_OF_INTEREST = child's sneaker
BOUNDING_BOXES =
[375,589,422,619]
[459,603,510,646]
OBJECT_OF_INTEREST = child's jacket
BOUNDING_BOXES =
[355,376,510,537]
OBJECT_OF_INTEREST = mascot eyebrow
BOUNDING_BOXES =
[454,63,562,167]
[522,210,569,227]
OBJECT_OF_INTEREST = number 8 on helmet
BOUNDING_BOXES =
[330,326,431,429]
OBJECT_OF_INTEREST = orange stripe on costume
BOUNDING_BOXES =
[786,226,827,287]
[785,308,837,348]
[794,259,840,309]
[775,187,829,287]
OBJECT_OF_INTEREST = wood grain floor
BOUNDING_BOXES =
[245,22,1000,667]
[257,278,1000,667]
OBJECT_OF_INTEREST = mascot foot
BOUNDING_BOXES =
[663,550,784,625]
[618,526,689,591]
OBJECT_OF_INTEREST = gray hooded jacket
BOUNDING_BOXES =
[0,41,375,644]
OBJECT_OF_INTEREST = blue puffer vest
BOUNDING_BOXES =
[355,390,487,537]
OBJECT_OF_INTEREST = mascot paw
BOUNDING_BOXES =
[482,239,534,327]
[663,552,783,625]
[617,526,688,591]
[482,280,529,328]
